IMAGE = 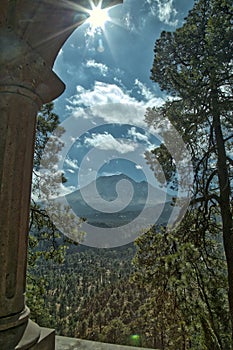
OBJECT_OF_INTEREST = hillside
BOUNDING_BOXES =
[66,174,173,227]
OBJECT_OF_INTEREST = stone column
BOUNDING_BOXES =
[0,29,64,350]
[0,1,123,349]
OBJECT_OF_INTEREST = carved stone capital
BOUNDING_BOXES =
[0,28,65,104]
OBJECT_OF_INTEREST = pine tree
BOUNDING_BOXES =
[146,0,233,345]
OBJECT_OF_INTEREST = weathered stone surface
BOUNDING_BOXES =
[0,1,123,349]
[0,93,38,318]
[56,336,155,350]
[0,319,40,350]
[0,0,123,68]
[0,90,41,350]
[30,328,55,350]
[0,27,65,104]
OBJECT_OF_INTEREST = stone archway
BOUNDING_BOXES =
[0,1,123,349]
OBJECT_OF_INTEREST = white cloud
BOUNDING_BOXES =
[140,0,178,26]
[135,164,143,170]
[85,60,109,76]
[100,171,123,177]
[128,127,149,143]
[135,79,155,100]
[64,157,79,170]
[146,143,158,152]
[66,169,75,174]
[145,0,157,16]
[123,12,137,32]
[155,0,178,26]
[58,184,76,196]
[67,81,164,127]
[84,133,137,154]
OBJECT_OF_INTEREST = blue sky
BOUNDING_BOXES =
[51,0,195,192]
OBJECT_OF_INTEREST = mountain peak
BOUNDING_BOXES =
[97,172,134,182]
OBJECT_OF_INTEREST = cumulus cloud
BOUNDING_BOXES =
[85,60,109,76]
[123,0,178,28]
[155,0,178,26]
[64,157,79,170]
[84,133,137,154]
[128,127,149,143]
[135,79,155,100]
[67,81,164,127]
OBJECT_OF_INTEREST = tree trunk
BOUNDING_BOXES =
[212,94,233,348]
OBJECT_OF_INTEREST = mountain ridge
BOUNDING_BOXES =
[66,173,173,227]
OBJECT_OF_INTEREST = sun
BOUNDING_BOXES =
[86,3,109,30]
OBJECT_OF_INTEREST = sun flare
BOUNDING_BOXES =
[87,3,109,29]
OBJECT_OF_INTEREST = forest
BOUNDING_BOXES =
[27,0,233,349]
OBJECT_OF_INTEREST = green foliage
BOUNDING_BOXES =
[151,0,232,103]
[101,318,130,344]
[26,2,233,348]
[28,246,138,345]
[132,213,231,349]
[27,103,83,326]
[147,0,233,345]
[34,103,61,170]
[145,143,177,190]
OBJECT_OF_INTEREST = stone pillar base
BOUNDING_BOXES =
[0,319,39,350]
[31,328,55,350]
[0,320,55,350]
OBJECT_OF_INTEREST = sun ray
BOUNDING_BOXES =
[28,1,92,54]
[28,0,124,53]
[86,1,110,30]
[34,0,124,62]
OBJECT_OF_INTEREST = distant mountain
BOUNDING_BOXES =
[66,174,173,227]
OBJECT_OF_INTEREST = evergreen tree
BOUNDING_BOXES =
[102,318,130,345]
[27,103,83,325]
[145,0,233,345]
[133,213,230,349]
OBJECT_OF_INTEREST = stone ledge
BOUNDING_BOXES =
[56,336,155,350]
